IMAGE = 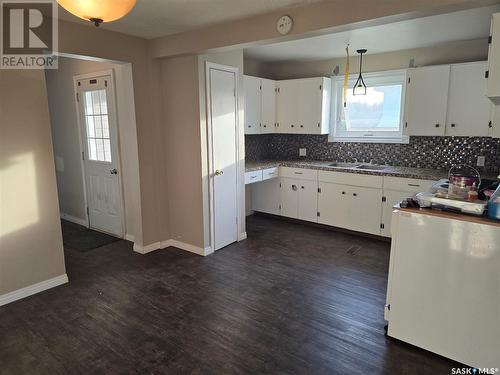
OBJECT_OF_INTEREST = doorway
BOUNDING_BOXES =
[206,62,240,251]
[74,72,124,237]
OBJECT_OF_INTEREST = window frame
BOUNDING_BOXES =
[329,69,409,144]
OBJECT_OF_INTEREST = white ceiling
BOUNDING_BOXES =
[245,5,500,62]
[57,0,323,39]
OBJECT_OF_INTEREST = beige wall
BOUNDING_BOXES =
[45,56,142,240]
[0,70,66,296]
[160,55,202,246]
[150,0,494,58]
[251,38,490,79]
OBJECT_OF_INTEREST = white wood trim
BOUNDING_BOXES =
[205,62,242,253]
[0,274,68,306]
[133,239,213,256]
[124,234,135,242]
[60,212,88,227]
[238,232,247,241]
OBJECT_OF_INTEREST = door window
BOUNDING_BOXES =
[83,89,112,162]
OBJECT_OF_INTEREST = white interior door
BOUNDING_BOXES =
[208,66,238,250]
[76,74,123,237]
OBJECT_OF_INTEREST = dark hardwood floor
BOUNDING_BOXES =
[0,215,460,374]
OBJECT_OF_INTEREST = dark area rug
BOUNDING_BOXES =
[61,219,120,251]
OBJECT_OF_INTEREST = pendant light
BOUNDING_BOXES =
[57,0,137,27]
[353,49,367,96]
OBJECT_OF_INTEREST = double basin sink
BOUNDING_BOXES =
[325,162,389,171]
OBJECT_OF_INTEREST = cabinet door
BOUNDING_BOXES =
[446,62,492,136]
[349,186,383,235]
[280,178,299,218]
[297,78,322,134]
[406,66,449,136]
[317,183,352,229]
[251,178,281,215]
[261,78,276,134]
[298,179,318,222]
[276,80,299,133]
[381,190,411,237]
[244,75,261,134]
[487,13,500,102]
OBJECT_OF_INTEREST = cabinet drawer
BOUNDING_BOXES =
[245,170,263,184]
[318,171,383,188]
[280,167,318,181]
[383,176,434,193]
[262,167,278,180]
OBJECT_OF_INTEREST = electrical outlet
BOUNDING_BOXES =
[299,148,306,157]
[477,156,485,167]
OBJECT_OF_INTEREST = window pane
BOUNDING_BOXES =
[99,90,108,114]
[86,116,95,137]
[82,89,112,163]
[344,84,402,132]
[88,139,97,160]
[101,115,110,138]
[104,139,111,162]
[95,139,105,161]
[94,116,103,138]
[85,92,93,115]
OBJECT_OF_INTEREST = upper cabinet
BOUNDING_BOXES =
[487,12,500,104]
[243,75,261,134]
[276,77,331,135]
[405,65,450,136]
[406,62,493,137]
[446,62,492,137]
[260,78,276,134]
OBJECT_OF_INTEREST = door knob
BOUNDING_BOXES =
[215,169,224,176]
[110,168,118,175]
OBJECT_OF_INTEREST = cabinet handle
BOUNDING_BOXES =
[300,125,304,128]
[292,185,297,191]
[248,125,251,128]
[342,191,346,195]
[291,124,295,128]
[263,124,267,128]
[408,183,420,187]
[435,124,440,128]
[294,172,303,175]
[353,193,357,197]
[250,176,257,179]
[301,186,304,189]
[450,123,456,128]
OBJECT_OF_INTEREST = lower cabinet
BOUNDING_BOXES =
[250,167,435,237]
[318,182,382,235]
[251,177,281,215]
[280,178,318,222]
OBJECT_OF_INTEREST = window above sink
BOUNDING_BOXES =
[330,69,409,144]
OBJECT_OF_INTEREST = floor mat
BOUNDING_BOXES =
[61,219,120,251]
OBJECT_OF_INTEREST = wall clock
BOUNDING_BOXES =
[277,15,293,35]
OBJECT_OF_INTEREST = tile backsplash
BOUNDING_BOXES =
[245,134,500,172]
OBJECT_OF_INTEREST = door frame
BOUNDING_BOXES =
[205,62,242,252]
[72,69,126,238]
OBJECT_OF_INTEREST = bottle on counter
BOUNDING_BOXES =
[487,184,500,220]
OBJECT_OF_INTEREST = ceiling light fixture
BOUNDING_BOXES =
[57,0,137,27]
[353,49,367,96]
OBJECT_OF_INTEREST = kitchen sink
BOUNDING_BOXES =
[327,162,361,168]
[355,164,389,171]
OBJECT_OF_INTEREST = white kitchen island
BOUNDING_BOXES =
[385,206,500,369]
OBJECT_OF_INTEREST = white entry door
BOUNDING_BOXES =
[76,74,123,237]
[208,65,238,250]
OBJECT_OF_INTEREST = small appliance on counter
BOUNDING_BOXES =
[447,165,480,199]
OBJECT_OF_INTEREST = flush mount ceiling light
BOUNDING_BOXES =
[57,0,137,27]
[353,49,367,96]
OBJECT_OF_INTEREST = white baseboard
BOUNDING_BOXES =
[0,274,69,306]
[238,232,247,241]
[124,233,135,242]
[133,239,213,256]
[60,212,88,227]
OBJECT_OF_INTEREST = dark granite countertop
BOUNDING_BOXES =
[245,160,500,181]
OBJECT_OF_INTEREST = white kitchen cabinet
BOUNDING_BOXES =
[261,78,276,134]
[318,182,382,235]
[276,77,331,135]
[276,80,299,133]
[280,177,318,222]
[487,12,500,104]
[244,75,261,134]
[405,65,450,136]
[251,177,281,215]
[446,62,492,137]
[381,177,434,237]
